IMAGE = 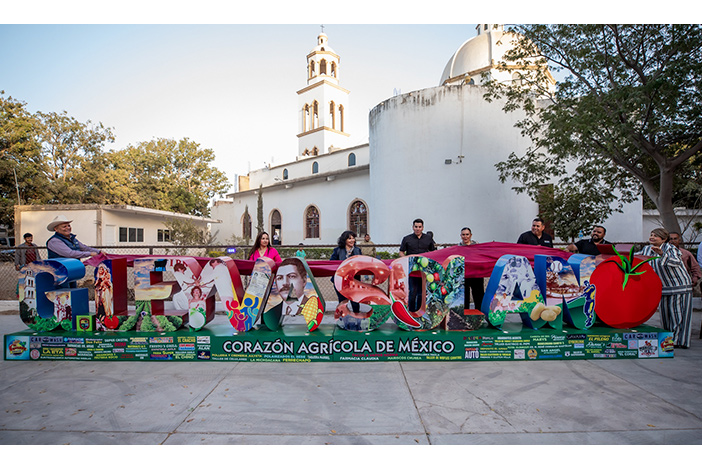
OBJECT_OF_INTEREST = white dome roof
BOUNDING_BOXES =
[440,25,520,86]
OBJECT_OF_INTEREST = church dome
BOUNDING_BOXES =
[310,32,336,54]
[440,24,520,86]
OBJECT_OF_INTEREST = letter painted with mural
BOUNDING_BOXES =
[18,258,89,332]
[482,255,546,330]
[388,255,464,331]
[333,255,392,331]
[262,258,325,332]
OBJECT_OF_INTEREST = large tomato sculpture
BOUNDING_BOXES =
[589,247,662,328]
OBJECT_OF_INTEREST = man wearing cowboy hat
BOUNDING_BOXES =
[46,215,104,259]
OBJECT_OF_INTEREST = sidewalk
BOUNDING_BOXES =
[1,302,701,445]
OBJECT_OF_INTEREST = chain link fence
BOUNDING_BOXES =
[2,242,697,302]
[0,243,410,301]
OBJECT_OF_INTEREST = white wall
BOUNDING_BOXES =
[214,168,370,246]
[369,85,538,245]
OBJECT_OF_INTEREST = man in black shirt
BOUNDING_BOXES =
[516,217,554,247]
[567,225,611,255]
[400,219,436,256]
[399,219,436,311]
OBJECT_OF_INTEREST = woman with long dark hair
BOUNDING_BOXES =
[247,231,282,262]
[330,230,362,312]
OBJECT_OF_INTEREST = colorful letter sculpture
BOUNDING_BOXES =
[534,255,596,330]
[18,259,89,332]
[94,259,128,331]
[482,255,545,330]
[262,258,325,332]
[389,255,464,331]
[333,255,392,331]
[132,258,186,332]
[233,257,275,332]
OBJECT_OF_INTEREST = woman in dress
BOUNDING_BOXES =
[331,230,362,313]
[637,228,693,348]
[247,231,282,262]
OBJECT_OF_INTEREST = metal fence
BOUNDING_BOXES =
[1,241,697,302]
[0,243,409,301]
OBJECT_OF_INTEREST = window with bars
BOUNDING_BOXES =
[348,200,367,236]
[305,206,320,238]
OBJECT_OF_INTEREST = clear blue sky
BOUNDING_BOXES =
[2,2,661,198]
[1,23,482,188]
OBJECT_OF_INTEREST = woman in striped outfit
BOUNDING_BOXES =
[637,228,693,348]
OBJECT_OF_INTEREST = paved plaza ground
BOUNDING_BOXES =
[1,301,701,446]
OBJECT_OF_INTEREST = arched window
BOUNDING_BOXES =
[320,59,327,75]
[303,104,310,132]
[242,211,252,241]
[348,200,368,237]
[309,61,316,79]
[329,101,336,129]
[270,209,282,245]
[330,62,336,77]
[348,152,356,167]
[312,161,319,174]
[338,105,345,132]
[312,147,319,156]
[305,206,320,239]
[313,101,319,128]
[283,169,288,180]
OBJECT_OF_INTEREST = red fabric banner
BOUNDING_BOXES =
[85,242,575,278]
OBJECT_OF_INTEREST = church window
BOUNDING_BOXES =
[348,200,368,237]
[309,61,316,79]
[339,105,344,132]
[329,101,336,129]
[283,169,288,180]
[241,211,252,240]
[331,62,336,77]
[312,147,319,156]
[348,153,356,166]
[305,206,320,239]
[312,161,319,174]
[270,210,282,244]
[303,104,309,132]
[313,101,319,128]
[320,59,327,75]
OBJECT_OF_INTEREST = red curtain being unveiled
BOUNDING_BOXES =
[86,242,574,278]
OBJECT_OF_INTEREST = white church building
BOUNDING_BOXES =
[212,25,644,246]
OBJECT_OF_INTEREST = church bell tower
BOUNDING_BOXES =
[297,30,351,157]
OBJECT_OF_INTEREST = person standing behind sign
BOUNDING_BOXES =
[46,215,103,259]
[331,230,362,313]
[636,228,693,349]
[516,217,553,248]
[399,219,436,311]
[15,232,41,270]
[247,231,282,263]
[459,227,485,310]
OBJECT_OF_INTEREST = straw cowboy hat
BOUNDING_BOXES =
[47,215,73,232]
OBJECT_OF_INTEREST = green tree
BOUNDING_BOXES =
[36,110,115,204]
[483,24,702,234]
[0,92,45,227]
[536,184,614,242]
[108,138,230,216]
[164,218,215,245]
[256,184,264,235]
